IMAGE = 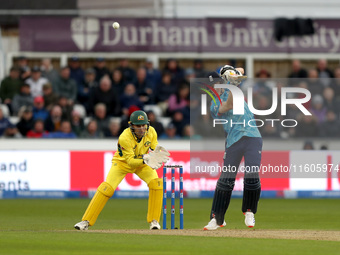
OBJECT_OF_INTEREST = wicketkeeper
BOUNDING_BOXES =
[204,66,262,230]
[74,110,170,230]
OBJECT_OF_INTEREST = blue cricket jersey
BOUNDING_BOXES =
[210,90,261,148]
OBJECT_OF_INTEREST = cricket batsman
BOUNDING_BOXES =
[74,110,170,230]
[203,66,262,230]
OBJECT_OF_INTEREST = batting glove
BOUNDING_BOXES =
[220,65,247,86]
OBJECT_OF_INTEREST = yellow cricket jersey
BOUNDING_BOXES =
[112,126,158,169]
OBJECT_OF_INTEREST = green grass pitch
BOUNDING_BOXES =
[0,198,339,255]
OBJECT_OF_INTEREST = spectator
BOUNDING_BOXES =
[111,68,126,95]
[182,124,201,140]
[286,102,302,121]
[316,59,333,87]
[17,56,31,81]
[0,66,23,111]
[155,71,177,103]
[41,58,59,87]
[331,67,340,100]
[78,68,98,111]
[44,105,63,132]
[159,123,180,139]
[68,56,85,87]
[104,119,121,138]
[253,69,274,97]
[193,59,207,78]
[81,119,104,138]
[134,67,154,104]
[43,120,76,138]
[146,111,164,136]
[296,81,311,110]
[11,84,34,115]
[54,66,77,105]
[0,108,12,136]
[119,105,141,133]
[93,103,110,134]
[171,111,188,137]
[57,95,73,121]
[25,66,49,98]
[323,87,340,113]
[295,115,319,137]
[261,122,280,137]
[70,110,85,137]
[93,57,110,82]
[303,140,314,150]
[117,58,137,84]
[3,123,22,138]
[42,83,58,111]
[144,57,161,91]
[16,106,35,136]
[320,111,340,137]
[253,96,279,123]
[307,69,323,96]
[119,83,143,115]
[288,60,308,85]
[194,113,224,138]
[184,68,196,84]
[32,96,49,121]
[310,95,327,123]
[26,119,48,138]
[163,58,185,87]
[167,84,190,115]
[89,76,121,116]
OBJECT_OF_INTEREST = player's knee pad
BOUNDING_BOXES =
[147,178,163,223]
[148,178,163,190]
[97,182,115,197]
[217,178,235,191]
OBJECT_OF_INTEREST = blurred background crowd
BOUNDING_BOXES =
[1,56,340,140]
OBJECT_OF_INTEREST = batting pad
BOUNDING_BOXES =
[82,182,114,226]
[147,178,163,223]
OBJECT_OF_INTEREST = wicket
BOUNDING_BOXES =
[162,165,184,229]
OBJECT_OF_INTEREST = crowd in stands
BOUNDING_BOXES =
[0,56,201,139]
[240,59,340,138]
[0,57,339,139]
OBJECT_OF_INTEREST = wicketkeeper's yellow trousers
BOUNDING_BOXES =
[82,161,163,226]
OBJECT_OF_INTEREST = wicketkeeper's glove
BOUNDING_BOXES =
[143,153,162,169]
[220,65,247,86]
[154,145,170,157]
[143,147,170,169]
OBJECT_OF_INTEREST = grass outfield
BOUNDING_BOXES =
[0,198,339,255]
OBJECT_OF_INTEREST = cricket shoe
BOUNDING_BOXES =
[244,212,255,228]
[150,220,161,230]
[74,220,89,230]
[203,218,226,231]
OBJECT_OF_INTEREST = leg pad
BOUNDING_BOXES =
[82,182,114,226]
[242,179,261,214]
[210,178,234,225]
[147,178,163,223]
